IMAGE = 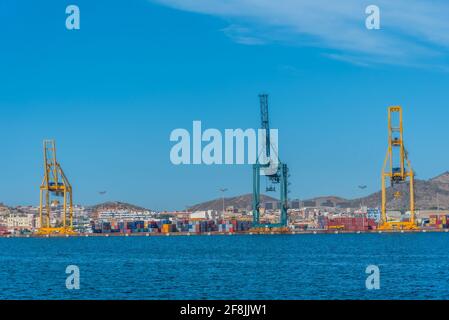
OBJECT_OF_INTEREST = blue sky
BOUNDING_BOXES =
[1,0,449,210]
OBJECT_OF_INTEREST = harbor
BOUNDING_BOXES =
[3,0,449,307]
[2,227,449,238]
[2,232,449,300]
[2,103,449,237]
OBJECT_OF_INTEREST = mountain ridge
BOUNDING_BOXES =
[189,172,449,211]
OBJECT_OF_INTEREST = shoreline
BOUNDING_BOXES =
[1,228,448,238]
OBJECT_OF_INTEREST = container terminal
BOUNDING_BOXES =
[0,97,447,237]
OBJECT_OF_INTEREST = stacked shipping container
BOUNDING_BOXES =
[427,215,449,229]
[91,219,252,234]
[327,217,377,231]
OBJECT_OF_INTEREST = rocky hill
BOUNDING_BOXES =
[350,172,449,210]
[189,172,449,211]
[88,201,152,213]
[188,194,278,212]
[0,203,10,214]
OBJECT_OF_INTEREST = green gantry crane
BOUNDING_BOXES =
[252,94,289,228]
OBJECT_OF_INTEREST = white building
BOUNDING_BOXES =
[6,214,35,230]
[190,210,219,220]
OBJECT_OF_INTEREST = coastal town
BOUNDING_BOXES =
[1,197,448,236]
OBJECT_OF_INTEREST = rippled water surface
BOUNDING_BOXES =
[1,233,449,300]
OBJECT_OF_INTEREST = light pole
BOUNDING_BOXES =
[358,185,367,230]
[358,185,367,209]
[219,188,228,221]
[437,193,440,211]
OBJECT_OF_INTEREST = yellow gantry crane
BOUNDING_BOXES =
[379,106,418,230]
[38,140,76,235]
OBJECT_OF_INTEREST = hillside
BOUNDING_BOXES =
[88,201,152,212]
[188,193,278,212]
[189,172,449,211]
[350,172,449,210]
[0,203,10,214]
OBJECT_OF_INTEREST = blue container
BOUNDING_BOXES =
[127,221,136,229]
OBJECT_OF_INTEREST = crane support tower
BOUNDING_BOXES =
[379,106,418,230]
[252,94,289,230]
[38,140,76,235]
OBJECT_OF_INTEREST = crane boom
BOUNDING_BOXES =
[259,94,271,158]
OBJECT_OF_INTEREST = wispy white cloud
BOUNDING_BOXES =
[151,0,449,67]
[220,24,265,45]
